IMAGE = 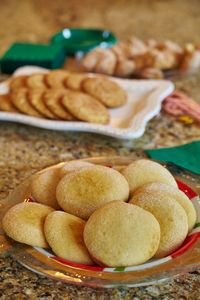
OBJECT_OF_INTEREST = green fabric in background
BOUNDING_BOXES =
[146,140,200,175]
[0,43,66,74]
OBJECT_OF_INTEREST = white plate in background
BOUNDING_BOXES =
[0,66,174,139]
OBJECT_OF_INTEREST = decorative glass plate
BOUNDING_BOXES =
[0,156,200,288]
[0,66,174,139]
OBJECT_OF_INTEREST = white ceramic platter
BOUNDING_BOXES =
[0,66,174,139]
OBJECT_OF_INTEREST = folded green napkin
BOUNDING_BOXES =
[146,141,200,175]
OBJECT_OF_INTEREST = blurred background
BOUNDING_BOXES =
[0,0,200,58]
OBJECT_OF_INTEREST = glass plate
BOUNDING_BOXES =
[1,156,200,288]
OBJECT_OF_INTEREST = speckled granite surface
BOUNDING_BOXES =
[1,0,200,299]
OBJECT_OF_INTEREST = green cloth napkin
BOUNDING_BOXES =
[146,141,200,175]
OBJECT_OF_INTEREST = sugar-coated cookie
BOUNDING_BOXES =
[2,202,54,248]
[65,73,87,90]
[44,211,94,265]
[82,77,127,108]
[30,167,62,209]
[129,190,188,258]
[62,90,109,124]
[11,88,43,118]
[84,201,160,267]
[0,94,20,113]
[56,165,129,219]
[59,160,94,177]
[9,75,28,91]
[133,182,196,232]
[43,89,76,120]
[28,88,57,119]
[45,70,69,88]
[121,159,177,195]
[26,73,47,89]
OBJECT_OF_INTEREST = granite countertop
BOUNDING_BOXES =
[1,0,200,299]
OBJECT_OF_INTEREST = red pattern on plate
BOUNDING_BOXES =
[176,179,198,199]
[51,256,104,271]
[171,232,200,258]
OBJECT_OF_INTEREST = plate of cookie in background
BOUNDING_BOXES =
[0,156,200,288]
[0,65,174,139]
[78,36,200,79]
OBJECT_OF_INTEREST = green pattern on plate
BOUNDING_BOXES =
[114,267,125,272]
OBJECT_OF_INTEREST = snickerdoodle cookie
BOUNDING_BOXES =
[82,77,127,107]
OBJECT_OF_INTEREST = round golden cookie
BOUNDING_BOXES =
[82,77,127,108]
[129,190,188,258]
[11,88,43,118]
[62,90,110,124]
[84,201,160,267]
[0,94,20,113]
[26,73,47,89]
[59,160,94,177]
[28,89,58,119]
[30,167,62,209]
[132,182,196,233]
[45,70,69,88]
[43,89,76,121]
[44,211,94,265]
[56,165,129,219]
[65,72,87,90]
[9,75,28,91]
[121,159,178,196]
[2,202,54,248]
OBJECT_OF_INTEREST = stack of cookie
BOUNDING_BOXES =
[0,69,127,124]
[80,36,200,79]
[2,159,197,268]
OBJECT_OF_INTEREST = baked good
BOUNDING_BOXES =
[94,49,117,75]
[28,88,57,119]
[45,70,69,88]
[26,73,47,89]
[84,201,160,267]
[9,75,28,91]
[59,160,94,177]
[80,47,111,72]
[114,58,136,77]
[121,159,178,195]
[43,89,76,121]
[30,167,62,209]
[44,211,94,265]
[0,94,20,113]
[11,88,43,118]
[82,77,127,108]
[2,202,54,248]
[129,190,188,257]
[65,73,87,90]
[62,90,110,124]
[56,165,129,219]
[132,182,196,232]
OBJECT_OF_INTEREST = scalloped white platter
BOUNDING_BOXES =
[0,66,174,139]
